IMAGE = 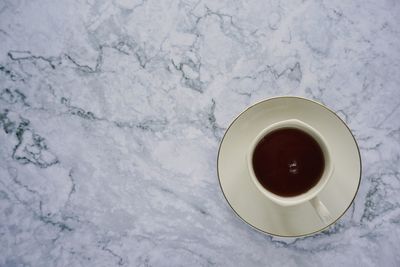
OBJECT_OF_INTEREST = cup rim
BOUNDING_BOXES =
[247,119,334,206]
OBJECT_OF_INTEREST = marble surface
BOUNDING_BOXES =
[0,0,399,266]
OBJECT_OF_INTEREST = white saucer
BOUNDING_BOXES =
[217,96,361,237]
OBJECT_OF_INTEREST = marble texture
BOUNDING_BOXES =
[0,0,399,266]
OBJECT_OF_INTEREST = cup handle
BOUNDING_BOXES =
[309,196,332,224]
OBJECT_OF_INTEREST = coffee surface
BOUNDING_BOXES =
[252,128,325,197]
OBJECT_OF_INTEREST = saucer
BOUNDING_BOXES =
[217,96,361,237]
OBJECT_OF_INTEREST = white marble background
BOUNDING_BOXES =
[0,0,399,266]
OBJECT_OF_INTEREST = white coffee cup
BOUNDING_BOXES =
[247,119,334,224]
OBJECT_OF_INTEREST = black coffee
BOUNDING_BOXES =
[252,128,325,197]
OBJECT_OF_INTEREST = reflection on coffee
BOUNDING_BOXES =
[252,128,325,197]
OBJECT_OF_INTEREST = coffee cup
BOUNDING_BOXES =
[247,119,334,223]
